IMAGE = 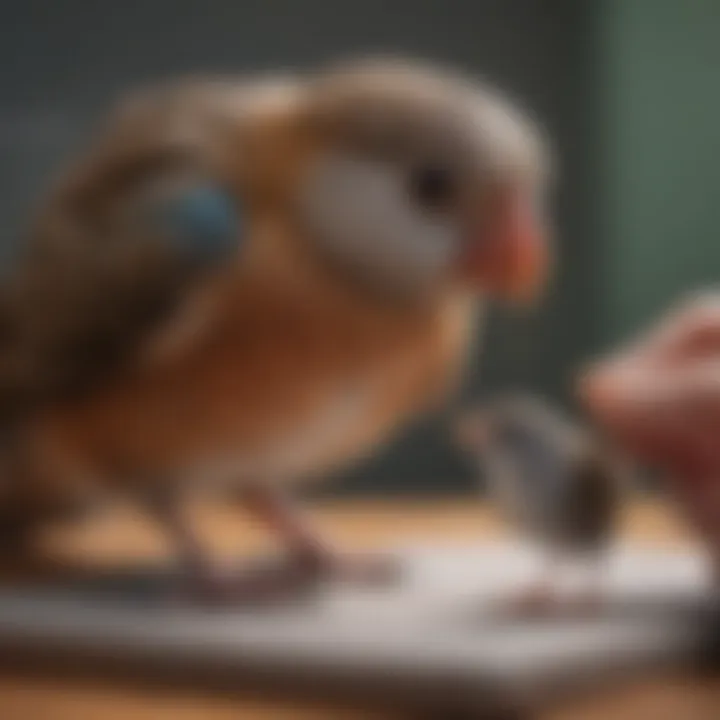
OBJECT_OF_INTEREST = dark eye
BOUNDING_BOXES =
[408,164,456,212]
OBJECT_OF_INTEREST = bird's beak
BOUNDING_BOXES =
[455,187,549,304]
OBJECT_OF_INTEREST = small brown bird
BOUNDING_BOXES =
[0,57,551,601]
[454,394,626,612]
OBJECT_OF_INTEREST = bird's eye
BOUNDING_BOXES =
[408,164,456,212]
[299,154,457,289]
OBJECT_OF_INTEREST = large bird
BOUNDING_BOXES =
[0,58,550,601]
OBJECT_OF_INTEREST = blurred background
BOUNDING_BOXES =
[0,3,718,718]
[0,0,717,497]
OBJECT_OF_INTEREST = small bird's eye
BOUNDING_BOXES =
[408,164,456,212]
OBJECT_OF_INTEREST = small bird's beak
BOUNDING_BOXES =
[455,187,549,304]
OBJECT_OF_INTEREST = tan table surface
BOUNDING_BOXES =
[0,499,718,719]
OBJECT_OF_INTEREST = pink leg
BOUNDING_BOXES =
[149,486,400,605]
[240,484,401,586]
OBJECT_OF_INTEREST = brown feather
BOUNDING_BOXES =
[0,58,544,532]
[28,252,478,495]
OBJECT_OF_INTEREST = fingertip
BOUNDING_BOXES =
[576,363,615,418]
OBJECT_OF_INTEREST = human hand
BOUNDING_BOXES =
[579,293,720,554]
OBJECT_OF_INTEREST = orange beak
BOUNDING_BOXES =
[455,188,549,304]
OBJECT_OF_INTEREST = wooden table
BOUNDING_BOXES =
[0,499,718,719]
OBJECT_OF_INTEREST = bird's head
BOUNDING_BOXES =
[454,395,547,453]
[453,394,578,495]
[29,59,551,312]
[453,394,577,459]
[266,57,552,304]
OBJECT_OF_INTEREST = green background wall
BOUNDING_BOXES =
[600,0,720,347]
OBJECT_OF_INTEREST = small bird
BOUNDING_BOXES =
[0,57,551,602]
[453,394,626,612]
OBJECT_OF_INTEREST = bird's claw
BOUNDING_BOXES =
[174,551,403,607]
[175,556,322,607]
[506,583,559,617]
[502,584,605,620]
[565,588,605,616]
[320,551,403,586]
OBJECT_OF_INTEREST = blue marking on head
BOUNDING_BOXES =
[156,184,240,262]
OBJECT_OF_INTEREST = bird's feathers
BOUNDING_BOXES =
[456,395,624,553]
[0,58,546,517]
[151,183,240,262]
[554,448,621,551]
[0,79,252,426]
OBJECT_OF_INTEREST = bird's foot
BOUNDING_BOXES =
[505,582,559,618]
[505,583,606,619]
[566,588,604,616]
[315,549,402,586]
[179,556,320,607]
[177,550,402,607]
[298,547,403,590]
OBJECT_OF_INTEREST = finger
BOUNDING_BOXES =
[580,359,720,470]
[583,293,720,379]
[639,291,720,363]
[582,357,720,421]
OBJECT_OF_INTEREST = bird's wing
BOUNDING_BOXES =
[0,79,248,425]
[560,445,622,548]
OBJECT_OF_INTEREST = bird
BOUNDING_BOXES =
[0,57,551,602]
[453,393,626,613]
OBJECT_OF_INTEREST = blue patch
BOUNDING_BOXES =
[156,184,240,262]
